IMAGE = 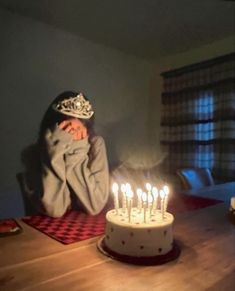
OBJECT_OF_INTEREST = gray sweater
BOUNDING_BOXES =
[24,126,110,217]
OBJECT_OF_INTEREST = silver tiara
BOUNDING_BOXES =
[52,93,94,119]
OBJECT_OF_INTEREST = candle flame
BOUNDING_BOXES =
[163,185,170,195]
[145,183,152,191]
[126,189,134,199]
[125,183,131,192]
[142,192,147,202]
[112,183,119,194]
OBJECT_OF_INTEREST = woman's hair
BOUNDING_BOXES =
[38,91,95,145]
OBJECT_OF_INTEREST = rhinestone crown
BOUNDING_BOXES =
[53,93,94,119]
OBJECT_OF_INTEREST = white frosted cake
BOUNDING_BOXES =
[104,208,174,258]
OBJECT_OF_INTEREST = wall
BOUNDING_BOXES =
[0,8,152,218]
[1,7,234,218]
[148,36,235,151]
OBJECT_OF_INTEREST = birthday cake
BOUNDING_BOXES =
[103,208,174,258]
[98,183,180,264]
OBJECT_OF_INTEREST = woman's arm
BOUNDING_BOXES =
[40,126,73,217]
[65,136,110,215]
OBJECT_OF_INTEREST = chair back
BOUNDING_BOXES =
[176,168,214,190]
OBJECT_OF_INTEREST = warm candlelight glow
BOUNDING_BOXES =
[136,188,142,211]
[125,183,131,192]
[126,188,133,223]
[159,189,165,199]
[112,183,119,194]
[152,186,158,213]
[148,193,153,217]
[163,185,170,195]
[142,192,147,202]
[136,188,143,198]
[121,183,127,211]
[148,194,153,204]
[121,184,126,193]
[163,185,169,215]
[126,188,133,199]
[110,181,170,222]
[142,192,147,223]
[145,182,152,192]
[160,189,165,219]
[152,186,158,197]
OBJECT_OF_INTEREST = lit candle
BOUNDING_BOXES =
[146,182,152,193]
[148,193,153,217]
[125,183,131,192]
[160,189,165,220]
[126,188,133,222]
[163,185,169,195]
[121,184,127,212]
[163,185,170,213]
[136,188,143,212]
[152,186,158,213]
[231,197,235,210]
[142,192,148,223]
[146,183,151,199]
[112,182,119,214]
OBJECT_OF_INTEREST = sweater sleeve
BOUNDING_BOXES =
[65,136,110,215]
[40,126,73,217]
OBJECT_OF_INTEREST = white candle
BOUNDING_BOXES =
[121,184,127,212]
[152,186,158,213]
[136,188,143,212]
[148,193,153,217]
[163,185,170,195]
[163,185,170,213]
[125,183,132,214]
[112,182,119,214]
[160,189,165,220]
[145,183,152,210]
[126,188,133,223]
[142,192,147,223]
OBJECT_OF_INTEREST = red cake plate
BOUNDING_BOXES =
[97,236,181,266]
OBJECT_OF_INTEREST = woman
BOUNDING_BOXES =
[22,91,110,217]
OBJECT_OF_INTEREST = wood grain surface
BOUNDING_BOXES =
[0,203,234,291]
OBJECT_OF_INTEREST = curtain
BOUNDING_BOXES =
[160,53,235,182]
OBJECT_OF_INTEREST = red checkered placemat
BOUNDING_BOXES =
[22,210,107,244]
[22,195,222,244]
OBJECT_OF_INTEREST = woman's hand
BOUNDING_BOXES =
[58,118,87,140]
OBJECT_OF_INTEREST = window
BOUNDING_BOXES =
[160,53,235,182]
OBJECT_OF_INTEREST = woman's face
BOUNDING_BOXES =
[59,118,87,140]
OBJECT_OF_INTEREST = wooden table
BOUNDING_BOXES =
[182,182,235,202]
[0,203,234,291]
